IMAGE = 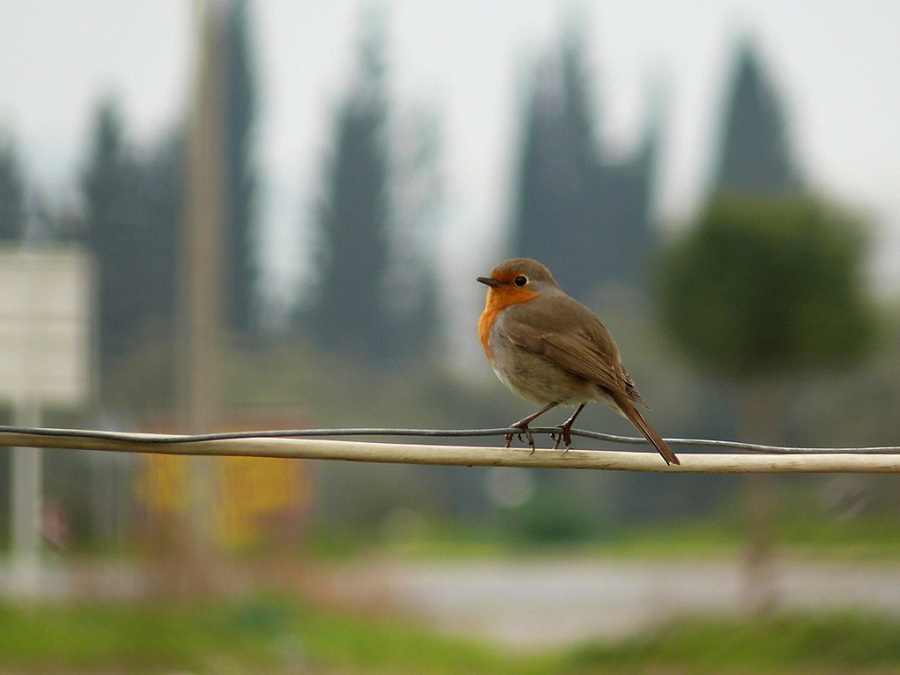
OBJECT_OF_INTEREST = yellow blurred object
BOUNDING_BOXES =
[136,453,312,550]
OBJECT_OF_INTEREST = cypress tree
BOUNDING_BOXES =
[223,0,259,336]
[308,19,393,361]
[80,99,142,361]
[713,41,802,196]
[0,134,26,242]
[510,27,658,298]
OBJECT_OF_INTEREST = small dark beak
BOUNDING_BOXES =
[477,276,501,288]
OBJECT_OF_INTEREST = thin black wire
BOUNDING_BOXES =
[0,425,897,455]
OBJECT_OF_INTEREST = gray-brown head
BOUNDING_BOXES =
[476,258,560,293]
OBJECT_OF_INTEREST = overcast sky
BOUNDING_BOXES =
[2,0,899,304]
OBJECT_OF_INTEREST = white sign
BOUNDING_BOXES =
[0,248,93,406]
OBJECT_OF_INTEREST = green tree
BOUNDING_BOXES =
[659,197,874,378]
[510,25,659,297]
[513,41,589,293]
[78,99,182,392]
[387,108,441,360]
[136,129,183,328]
[304,13,439,365]
[658,195,876,614]
[223,0,259,336]
[79,99,143,362]
[307,18,393,360]
[0,134,26,241]
[713,41,801,196]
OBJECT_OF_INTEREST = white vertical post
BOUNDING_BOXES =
[0,247,92,596]
[10,398,42,596]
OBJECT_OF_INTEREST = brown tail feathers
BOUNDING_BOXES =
[613,392,680,466]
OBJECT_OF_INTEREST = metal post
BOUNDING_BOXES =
[10,398,42,596]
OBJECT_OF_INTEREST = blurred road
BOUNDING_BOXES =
[325,557,900,647]
[2,556,898,648]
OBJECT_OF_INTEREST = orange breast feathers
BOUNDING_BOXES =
[478,285,540,362]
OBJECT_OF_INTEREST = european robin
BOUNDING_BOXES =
[478,258,680,465]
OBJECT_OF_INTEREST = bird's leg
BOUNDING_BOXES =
[555,403,587,450]
[506,402,558,453]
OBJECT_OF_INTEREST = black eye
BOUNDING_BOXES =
[514,276,528,287]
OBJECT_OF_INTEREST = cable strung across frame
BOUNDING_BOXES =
[0,425,897,455]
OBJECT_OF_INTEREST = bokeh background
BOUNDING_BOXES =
[0,1,898,672]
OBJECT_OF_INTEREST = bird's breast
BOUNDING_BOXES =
[478,288,540,361]
[486,312,597,406]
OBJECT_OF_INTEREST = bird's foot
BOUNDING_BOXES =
[506,423,536,453]
[554,422,574,451]
[555,403,586,452]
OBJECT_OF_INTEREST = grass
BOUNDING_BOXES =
[314,515,900,562]
[1,516,895,672]
[583,515,900,561]
[776,515,900,559]
[0,597,896,674]
[562,613,900,674]
[0,596,541,674]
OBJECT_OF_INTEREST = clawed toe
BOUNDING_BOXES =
[554,424,574,451]
[520,429,536,453]
[505,424,536,453]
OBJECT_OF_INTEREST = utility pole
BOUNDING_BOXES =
[178,0,227,594]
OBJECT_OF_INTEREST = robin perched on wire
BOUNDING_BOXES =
[478,257,679,465]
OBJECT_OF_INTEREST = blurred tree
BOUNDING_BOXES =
[513,42,589,293]
[109,129,184,413]
[658,195,876,613]
[137,130,183,329]
[679,39,809,615]
[71,1,257,411]
[659,198,874,377]
[713,41,802,196]
[223,0,259,336]
[21,192,78,244]
[511,25,659,298]
[309,19,390,360]
[0,134,26,241]
[306,16,438,364]
[79,99,143,362]
[78,99,182,397]
[386,108,441,359]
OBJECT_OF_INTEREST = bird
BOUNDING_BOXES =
[477,257,680,465]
